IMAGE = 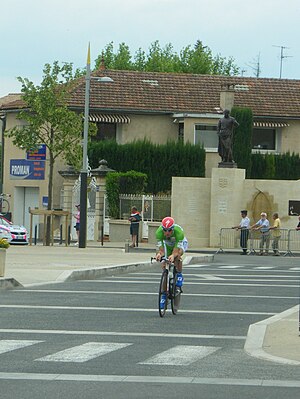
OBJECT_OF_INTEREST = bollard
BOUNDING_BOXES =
[101,225,104,247]
[68,225,71,245]
[34,225,37,245]
[59,224,63,245]
[125,240,130,253]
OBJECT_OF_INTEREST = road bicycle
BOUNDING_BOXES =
[151,256,182,317]
[0,193,10,217]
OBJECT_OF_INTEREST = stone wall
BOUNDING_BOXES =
[171,168,300,249]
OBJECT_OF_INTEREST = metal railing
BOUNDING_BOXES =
[217,228,298,256]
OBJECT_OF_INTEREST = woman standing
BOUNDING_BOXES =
[128,206,141,247]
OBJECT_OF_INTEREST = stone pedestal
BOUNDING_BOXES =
[218,161,237,168]
[210,167,246,247]
[0,248,6,277]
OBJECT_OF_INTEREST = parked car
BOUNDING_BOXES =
[0,215,28,245]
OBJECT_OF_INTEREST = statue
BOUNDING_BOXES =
[217,109,239,163]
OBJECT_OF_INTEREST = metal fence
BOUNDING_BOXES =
[217,228,299,256]
[119,194,171,221]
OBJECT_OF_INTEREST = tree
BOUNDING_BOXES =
[231,107,253,177]
[95,40,240,76]
[6,61,96,245]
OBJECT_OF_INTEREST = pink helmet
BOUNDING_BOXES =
[161,217,175,231]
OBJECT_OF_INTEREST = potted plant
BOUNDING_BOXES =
[0,238,10,277]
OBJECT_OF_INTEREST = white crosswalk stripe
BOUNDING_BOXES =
[36,342,132,363]
[0,340,43,354]
[139,345,220,366]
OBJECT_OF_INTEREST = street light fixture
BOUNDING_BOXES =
[79,44,113,248]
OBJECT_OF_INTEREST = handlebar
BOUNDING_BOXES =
[150,256,173,265]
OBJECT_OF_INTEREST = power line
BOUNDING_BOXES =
[272,45,292,78]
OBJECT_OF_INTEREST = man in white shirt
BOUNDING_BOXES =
[250,212,270,255]
[232,210,250,255]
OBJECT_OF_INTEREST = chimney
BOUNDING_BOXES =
[220,84,235,111]
[99,52,106,71]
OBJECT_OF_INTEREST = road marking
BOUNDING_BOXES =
[16,289,298,299]
[0,372,300,387]
[140,345,220,366]
[254,266,275,269]
[81,280,300,288]
[218,266,244,269]
[0,329,245,340]
[36,342,131,363]
[0,304,275,315]
[289,267,300,270]
[0,340,43,354]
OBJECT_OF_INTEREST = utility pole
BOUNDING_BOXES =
[273,45,292,78]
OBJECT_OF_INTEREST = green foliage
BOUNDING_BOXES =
[95,40,239,76]
[88,139,205,194]
[250,152,300,179]
[6,61,96,173]
[0,238,10,249]
[106,171,147,218]
[231,107,253,177]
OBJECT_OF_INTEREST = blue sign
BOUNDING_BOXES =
[27,144,46,160]
[42,196,48,206]
[10,159,45,180]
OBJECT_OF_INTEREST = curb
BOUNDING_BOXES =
[0,278,23,290]
[0,254,213,289]
[244,305,300,366]
[59,254,214,283]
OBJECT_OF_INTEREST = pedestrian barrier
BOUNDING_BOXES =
[217,228,297,256]
[286,229,300,256]
[216,228,241,253]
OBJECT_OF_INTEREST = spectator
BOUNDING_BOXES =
[250,212,270,255]
[232,210,250,255]
[128,206,141,247]
[269,212,281,256]
[73,204,80,246]
[296,216,300,230]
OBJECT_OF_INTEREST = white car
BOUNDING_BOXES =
[0,215,28,245]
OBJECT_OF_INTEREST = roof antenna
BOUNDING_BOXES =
[272,45,292,78]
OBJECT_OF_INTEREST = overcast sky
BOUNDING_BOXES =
[1,0,299,97]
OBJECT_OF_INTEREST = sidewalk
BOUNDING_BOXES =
[0,242,299,366]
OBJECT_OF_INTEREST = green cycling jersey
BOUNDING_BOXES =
[155,224,187,256]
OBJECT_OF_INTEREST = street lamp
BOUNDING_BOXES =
[79,44,113,248]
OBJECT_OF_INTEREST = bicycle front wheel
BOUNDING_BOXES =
[158,270,168,317]
[0,199,9,216]
[171,273,182,315]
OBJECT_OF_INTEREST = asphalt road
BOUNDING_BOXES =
[0,254,299,398]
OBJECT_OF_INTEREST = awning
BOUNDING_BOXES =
[253,121,289,128]
[88,113,130,124]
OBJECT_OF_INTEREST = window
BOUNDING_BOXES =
[178,123,184,142]
[252,128,276,150]
[194,125,218,151]
[92,123,116,141]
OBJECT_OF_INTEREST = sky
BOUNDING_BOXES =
[1,0,299,97]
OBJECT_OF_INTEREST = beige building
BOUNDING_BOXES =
[1,71,300,240]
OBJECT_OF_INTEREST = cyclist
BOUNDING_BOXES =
[155,217,188,307]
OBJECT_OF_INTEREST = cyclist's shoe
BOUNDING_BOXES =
[160,293,167,309]
[176,273,184,287]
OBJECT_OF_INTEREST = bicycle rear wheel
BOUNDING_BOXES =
[158,270,168,317]
[171,272,182,315]
[0,199,9,216]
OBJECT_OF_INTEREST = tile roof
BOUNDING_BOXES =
[2,70,300,118]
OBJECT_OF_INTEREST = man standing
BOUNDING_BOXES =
[250,212,270,255]
[217,109,239,163]
[232,210,250,254]
[269,212,281,256]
